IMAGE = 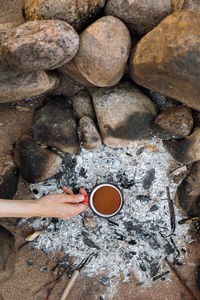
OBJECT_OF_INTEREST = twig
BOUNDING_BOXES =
[165,257,198,300]
[166,187,176,233]
[178,216,200,225]
[153,271,170,282]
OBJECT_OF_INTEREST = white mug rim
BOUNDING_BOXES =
[89,183,123,218]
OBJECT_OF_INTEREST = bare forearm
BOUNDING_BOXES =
[0,199,39,218]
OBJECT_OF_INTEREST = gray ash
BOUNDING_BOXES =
[26,138,192,299]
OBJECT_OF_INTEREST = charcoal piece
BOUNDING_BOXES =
[164,243,175,255]
[136,282,144,286]
[121,179,134,189]
[196,265,200,290]
[128,240,137,245]
[149,262,159,277]
[79,167,87,178]
[143,168,155,189]
[125,252,136,260]
[99,296,104,300]
[136,195,151,202]
[99,277,109,286]
[27,260,33,268]
[83,237,100,250]
[139,262,147,272]
[40,266,47,272]
[46,288,51,294]
[149,204,159,212]
[136,146,145,155]
[153,271,170,282]
[144,233,160,250]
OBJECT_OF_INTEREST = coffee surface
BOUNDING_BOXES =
[93,186,121,215]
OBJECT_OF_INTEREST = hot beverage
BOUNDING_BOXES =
[92,185,121,215]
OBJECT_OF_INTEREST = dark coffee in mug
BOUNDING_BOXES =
[93,186,121,215]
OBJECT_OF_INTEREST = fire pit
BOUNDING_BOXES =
[19,138,192,299]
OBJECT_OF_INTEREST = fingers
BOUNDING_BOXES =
[62,186,74,195]
[62,194,85,203]
[79,188,88,195]
[68,202,89,217]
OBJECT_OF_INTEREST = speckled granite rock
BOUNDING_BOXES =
[1,20,79,72]
[0,57,58,103]
[14,134,62,183]
[0,226,15,284]
[71,90,95,120]
[74,16,131,87]
[90,82,157,148]
[176,161,200,216]
[154,105,193,140]
[163,127,200,164]
[0,154,19,199]
[24,0,106,32]
[32,95,79,154]
[79,116,101,150]
[105,0,175,35]
[130,10,200,111]
[183,0,200,10]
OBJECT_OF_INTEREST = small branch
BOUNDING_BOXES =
[178,216,200,225]
[165,257,198,300]
[166,187,176,233]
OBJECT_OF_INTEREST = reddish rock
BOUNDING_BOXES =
[14,134,62,183]
[24,0,106,32]
[58,60,94,88]
[90,82,157,148]
[71,90,96,120]
[130,10,200,111]
[163,127,200,164]
[0,154,19,199]
[0,56,58,103]
[74,16,131,87]
[32,95,79,154]
[79,116,101,150]
[105,0,172,35]
[176,161,200,216]
[0,226,15,284]
[154,105,193,140]
[2,20,79,72]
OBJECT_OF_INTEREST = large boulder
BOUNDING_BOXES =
[163,127,200,164]
[0,154,19,199]
[153,105,193,140]
[32,95,79,154]
[0,226,15,284]
[105,0,182,35]
[14,134,62,183]
[24,0,106,32]
[90,82,157,148]
[74,16,131,87]
[130,10,200,111]
[176,161,200,217]
[1,20,79,72]
[0,57,58,103]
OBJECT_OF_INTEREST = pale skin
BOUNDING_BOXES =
[0,186,89,220]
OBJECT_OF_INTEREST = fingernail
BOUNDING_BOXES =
[78,195,84,201]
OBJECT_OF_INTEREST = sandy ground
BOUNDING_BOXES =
[0,1,200,299]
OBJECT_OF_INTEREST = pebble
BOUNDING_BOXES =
[153,105,193,140]
[79,116,101,150]
[163,127,200,164]
[71,90,96,120]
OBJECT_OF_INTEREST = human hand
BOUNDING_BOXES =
[36,186,89,220]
